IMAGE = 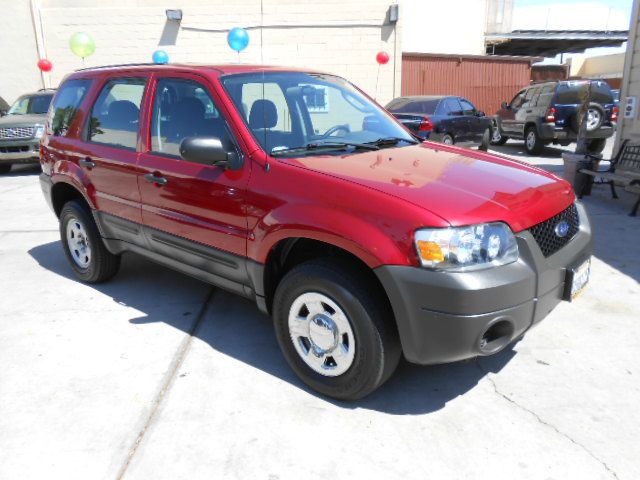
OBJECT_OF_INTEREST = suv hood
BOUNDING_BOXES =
[288,143,574,232]
[0,113,46,127]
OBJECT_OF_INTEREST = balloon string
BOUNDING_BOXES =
[375,64,380,101]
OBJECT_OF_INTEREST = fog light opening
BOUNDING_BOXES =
[479,320,514,354]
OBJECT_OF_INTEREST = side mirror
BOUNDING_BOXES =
[179,137,242,170]
[476,111,486,117]
[501,102,509,110]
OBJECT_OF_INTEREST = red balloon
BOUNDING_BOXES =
[37,59,53,72]
[376,51,390,65]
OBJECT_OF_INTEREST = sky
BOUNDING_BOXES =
[512,0,634,61]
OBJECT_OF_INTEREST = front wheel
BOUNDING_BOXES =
[60,200,121,283]
[441,133,454,145]
[490,124,508,145]
[273,260,401,400]
[524,126,544,155]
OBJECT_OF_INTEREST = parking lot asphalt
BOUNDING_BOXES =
[1,140,638,480]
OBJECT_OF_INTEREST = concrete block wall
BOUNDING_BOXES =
[0,1,44,107]
[3,0,401,106]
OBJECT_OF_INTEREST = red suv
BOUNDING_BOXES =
[40,64,592,400]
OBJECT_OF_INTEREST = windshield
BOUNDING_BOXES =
[8,94,53,115]
[221,71,414,156]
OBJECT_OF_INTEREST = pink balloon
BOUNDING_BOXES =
[376,51,390,65]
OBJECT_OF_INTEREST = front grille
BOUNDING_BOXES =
[0,126,35,139]
[528,204,579,257]
[0,145,30,153]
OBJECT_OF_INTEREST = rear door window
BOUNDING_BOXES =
[442,97,463,115]
[88,78,146,150]
[536,85,556,108]
[459,98,476,115]
[50,80,92,137]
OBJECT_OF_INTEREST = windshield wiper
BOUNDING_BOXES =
[365,136,419,147]
[271,141,379,156]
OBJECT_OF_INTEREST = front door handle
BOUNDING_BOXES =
[144,172,168,186]
[79,157,96,169]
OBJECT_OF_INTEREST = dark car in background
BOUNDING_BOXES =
[491,80,617,155]
[386,95,493,150]
[0,89,55,174]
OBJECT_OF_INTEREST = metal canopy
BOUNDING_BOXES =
[486,30,628,57]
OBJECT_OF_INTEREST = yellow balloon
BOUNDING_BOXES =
[69,32,96,58]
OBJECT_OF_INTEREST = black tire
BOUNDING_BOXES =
[273,259,401,400]
[524,126,544,155]
[587,138,607,154]
[0,164,12,174]
[441,133,454,145]
[490,123,508,145]
[59,200,121,283]
[478,128,491,151]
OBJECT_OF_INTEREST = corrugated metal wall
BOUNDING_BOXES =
[402,53,535,115]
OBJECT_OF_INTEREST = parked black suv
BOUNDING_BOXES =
[491,80,617,155]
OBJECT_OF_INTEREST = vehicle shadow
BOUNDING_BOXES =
[489,142,571,159]
[28,240,517,415]
[3,164,41,177]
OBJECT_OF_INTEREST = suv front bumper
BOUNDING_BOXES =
[375,202,592,365]
[0,138,41,164]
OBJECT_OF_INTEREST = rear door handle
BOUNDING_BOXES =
[144,173,168,186]
[79,157,96,169]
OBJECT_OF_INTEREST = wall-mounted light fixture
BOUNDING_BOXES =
[389,4,399,23]
[165,9,183,21]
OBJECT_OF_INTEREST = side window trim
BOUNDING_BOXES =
[85,76,148,151]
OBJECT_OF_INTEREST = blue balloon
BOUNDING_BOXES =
[152,50,169,64]
[227,27,249,53]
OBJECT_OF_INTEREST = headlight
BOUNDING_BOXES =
[414,223,518,271]
[34,126,45,138]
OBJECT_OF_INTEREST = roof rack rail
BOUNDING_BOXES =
[37,87,57,91]
[75,62,159,72]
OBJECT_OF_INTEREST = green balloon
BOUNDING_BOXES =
[69,32,96,58]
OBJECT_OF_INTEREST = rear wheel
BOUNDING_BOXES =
[587,138,607,154]
[524,126,544,155]
[60,200,121,283]
[442,133,454,145]
[273,259,401,400]
[479,128,491,151]
[0,164,11,174]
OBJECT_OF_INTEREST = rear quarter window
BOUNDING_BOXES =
[50,79,92,137]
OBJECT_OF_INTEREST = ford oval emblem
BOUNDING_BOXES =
[554,220,570,238]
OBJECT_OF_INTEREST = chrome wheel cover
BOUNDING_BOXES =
[443,135,453,145]
[492,127,502,143]
[66,217,92,269]
[586,108,602,131]
[288,292,356,377]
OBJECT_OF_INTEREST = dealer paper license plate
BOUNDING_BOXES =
[567,258,591,301]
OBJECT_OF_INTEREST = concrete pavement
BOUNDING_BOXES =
[0,142,638,480]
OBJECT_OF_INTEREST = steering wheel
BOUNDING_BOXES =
[320,124,350,139]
